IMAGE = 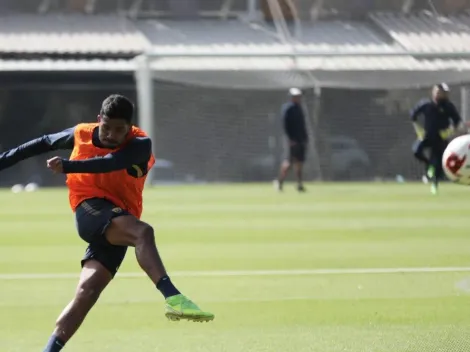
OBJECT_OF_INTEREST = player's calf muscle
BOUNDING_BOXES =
[74,280,104,305]
[54,261,111,343]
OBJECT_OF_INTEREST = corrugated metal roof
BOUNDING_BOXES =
[0,14,150,54]
[370,12,470,53]
[3,56,470,73]
[137,20,280,46]
[0,59,134,71]
[139,20,401,54]
[1,14,470,77]
[292,21,401,53]
[2,14,470,57]
[1,15,461,57]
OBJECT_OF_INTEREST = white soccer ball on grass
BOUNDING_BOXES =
[25,182,39,192]
[11,184,24,193]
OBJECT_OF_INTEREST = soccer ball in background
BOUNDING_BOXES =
[442,134,470,185]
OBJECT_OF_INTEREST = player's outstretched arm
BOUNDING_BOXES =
[60,137,151,174]
[0,127,75,171]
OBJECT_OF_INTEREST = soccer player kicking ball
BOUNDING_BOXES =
[0,95,214,352]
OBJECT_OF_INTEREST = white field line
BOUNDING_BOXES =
[1,267,470,280]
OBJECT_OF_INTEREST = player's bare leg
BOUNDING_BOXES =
[276,160,291,191]
[43,260,112,352]
[105,216,168,284]
[105,215,214,322]
[293,161,306,192]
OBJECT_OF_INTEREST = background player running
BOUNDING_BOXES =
[411,83,463,194]
[0,94,214,352]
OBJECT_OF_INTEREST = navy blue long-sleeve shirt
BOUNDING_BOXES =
[0,126,151,174]
[410,99,461,139]
[282,102,308,143]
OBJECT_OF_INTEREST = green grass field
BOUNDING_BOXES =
[1,182,470,351]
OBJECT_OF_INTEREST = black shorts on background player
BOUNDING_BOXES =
[289,143,307,162]
[75,198,129,276]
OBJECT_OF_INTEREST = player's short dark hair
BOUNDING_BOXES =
[100,94,134,123]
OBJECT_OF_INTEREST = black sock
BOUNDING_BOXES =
[156,275,181,298]
[43,334,65,352]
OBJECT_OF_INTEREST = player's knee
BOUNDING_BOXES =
[134,223,155,245]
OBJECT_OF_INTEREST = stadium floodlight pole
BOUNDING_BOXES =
[308,85,324,180]
[247,0,258,21]
[461,86,468,123]
[134,54,156,185]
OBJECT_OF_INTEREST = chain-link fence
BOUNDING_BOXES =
[149,80,469,184]
[0,73,467,186]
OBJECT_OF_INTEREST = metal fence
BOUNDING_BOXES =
[150,80,465,184]
[0,72,466,187]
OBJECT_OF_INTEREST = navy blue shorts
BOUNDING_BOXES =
[75,198,130,277]
[284,141,307,163]
[290,143,307,162]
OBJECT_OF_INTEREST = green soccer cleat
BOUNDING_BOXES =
[430,183,438,195]
[165,294,214,323]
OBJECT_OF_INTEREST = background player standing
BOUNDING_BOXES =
[411,83,463,194]
[275,88,309,192]
[0,94,214,352]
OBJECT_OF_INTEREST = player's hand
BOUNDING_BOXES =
[47,156,64,174]
[439,128,453,140]
[413,123,425,141]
